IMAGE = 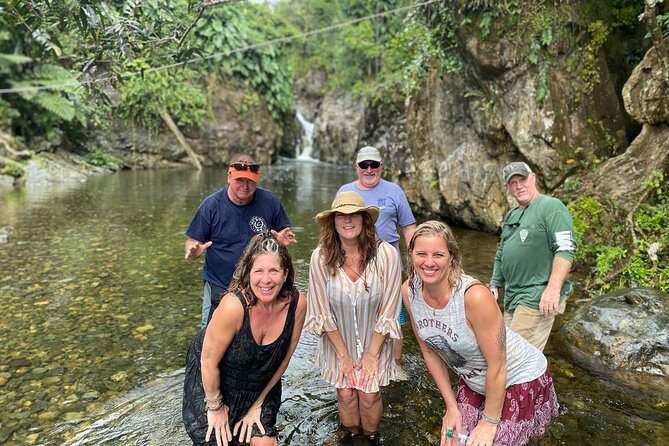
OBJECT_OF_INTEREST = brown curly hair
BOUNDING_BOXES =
[229,232,295,305]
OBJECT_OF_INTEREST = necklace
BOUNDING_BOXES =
[343,257,369,292]
[424,288,449,316]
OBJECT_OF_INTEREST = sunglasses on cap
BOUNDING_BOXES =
[230,162,260,173]
[357,161,381,169]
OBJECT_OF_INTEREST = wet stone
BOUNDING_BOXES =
[38,411,59,422]
[62,411,85,422]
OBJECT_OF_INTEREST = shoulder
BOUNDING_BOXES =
[310,245,323,258]
[463,280,496,310]
[199,188,227,208]
[401,279,410,297]
[209,292,245,328]
[254,187,279,201]
[295,290,307,315]
[380,179,403,191]
[378,240,399,258]
[537,194,568,210]
[338,182,356,192]
[309,246,325,265]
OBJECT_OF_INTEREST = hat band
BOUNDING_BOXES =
[333,203,364,210]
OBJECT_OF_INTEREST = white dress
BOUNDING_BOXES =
[305,241,402,392]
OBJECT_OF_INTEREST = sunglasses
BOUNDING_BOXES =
[357,161,381,169]
[230,162,260,173]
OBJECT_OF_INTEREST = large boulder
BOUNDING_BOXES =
[562,287,669,398]
[622,42,669,125]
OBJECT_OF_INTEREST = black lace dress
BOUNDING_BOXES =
[183,288,299,445]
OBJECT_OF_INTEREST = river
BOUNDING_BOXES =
[0,160,666,445]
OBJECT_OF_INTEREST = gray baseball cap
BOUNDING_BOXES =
[503,162,532,183]
[356,146,382,163]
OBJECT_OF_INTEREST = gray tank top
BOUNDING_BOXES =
[408,274,546,395]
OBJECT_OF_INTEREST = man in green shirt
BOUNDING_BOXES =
[488,162,576,351]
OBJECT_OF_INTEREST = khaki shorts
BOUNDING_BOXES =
[504,299,566,351]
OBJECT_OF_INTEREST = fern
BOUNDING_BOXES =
[32,64,80,92]
[0,53,32,67]
[32,92,76,121]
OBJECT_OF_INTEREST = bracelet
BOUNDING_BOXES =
[206,401,224,412]
[204,392,223,411]
[482,412,500,424]
[486,283,500,290]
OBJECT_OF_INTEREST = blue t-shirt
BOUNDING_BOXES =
[338,179,416,252]
[185,187,291,289]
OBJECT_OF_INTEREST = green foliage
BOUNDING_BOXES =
[1,159,24,177]
[610,0,645,30]
[0,49,81,137]
[479,9,499,39]
[84,149,124,171]
[535,61,549,105]
[116,67,205,132]
[580,20,610,94]
[186,4,294,118]
[568,173,669,295]
[275,0,413,92]
[377,15,441,96]
[562,178,581,192]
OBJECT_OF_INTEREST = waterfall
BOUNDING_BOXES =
[295,112,317,160]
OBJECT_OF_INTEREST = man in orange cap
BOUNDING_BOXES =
[184,153,296,327]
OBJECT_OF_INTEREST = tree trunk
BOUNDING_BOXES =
[644,0,669,65]
[158,109,202,171]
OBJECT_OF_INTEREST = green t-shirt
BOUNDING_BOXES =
[491,194,576,311]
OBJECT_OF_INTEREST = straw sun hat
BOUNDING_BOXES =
[315,191,379,224]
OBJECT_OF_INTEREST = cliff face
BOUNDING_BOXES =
[308,4,630,231]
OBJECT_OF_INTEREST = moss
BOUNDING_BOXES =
[1,159,24,177]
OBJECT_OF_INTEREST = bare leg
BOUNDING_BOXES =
[337,388,361,430]
[393,337,403,361]
[250,435,277,446]
[358,391,382,434]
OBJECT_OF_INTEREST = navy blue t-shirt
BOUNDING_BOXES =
[185,187,291,290]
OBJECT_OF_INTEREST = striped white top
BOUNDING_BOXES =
[305,241,402,392]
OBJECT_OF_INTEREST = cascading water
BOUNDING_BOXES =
[295,112,317,160]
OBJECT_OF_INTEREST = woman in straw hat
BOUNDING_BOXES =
[306,191,403,445]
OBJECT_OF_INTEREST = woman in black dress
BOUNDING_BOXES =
[183,232,306,446]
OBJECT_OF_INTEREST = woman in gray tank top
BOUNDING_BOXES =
[401,221,559,446]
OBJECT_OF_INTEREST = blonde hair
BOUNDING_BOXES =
[407,220,464,296]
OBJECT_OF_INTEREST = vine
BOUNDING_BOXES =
[568,172,669,295]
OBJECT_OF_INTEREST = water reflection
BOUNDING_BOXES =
[0,161,667,445]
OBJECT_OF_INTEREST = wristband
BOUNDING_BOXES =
[486,283,500,290]
[482,412,500,424]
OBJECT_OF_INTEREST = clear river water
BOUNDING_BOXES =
[0,160,667,445]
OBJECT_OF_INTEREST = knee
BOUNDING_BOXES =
[358,391,381,410]
[337,388,359,405]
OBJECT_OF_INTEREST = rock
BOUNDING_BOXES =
[313,87,367,164]
[0,226,12,244]
[562,287,669,397]
[583,124,669,212]
[622,40,669,125]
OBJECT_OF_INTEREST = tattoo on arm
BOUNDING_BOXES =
[496,320,506,353]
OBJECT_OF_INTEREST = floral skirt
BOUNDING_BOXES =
[457,367,559,446]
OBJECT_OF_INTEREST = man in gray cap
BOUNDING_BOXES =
[488,162,576,351]
[338,146,416,361]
